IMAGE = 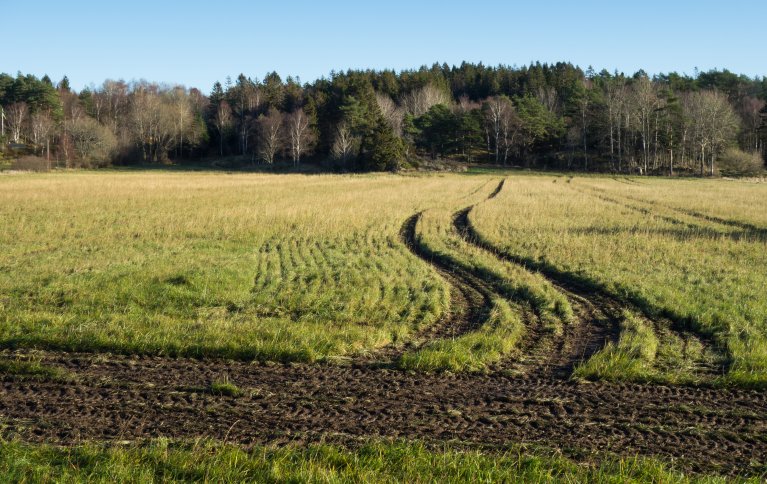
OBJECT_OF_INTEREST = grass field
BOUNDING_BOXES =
[1,169,766,481]
[470,175,767,387]
[0,172,485,361]
[2,171,766,380]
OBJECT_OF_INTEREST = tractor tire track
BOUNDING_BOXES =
[366,212,496,363]
[576,184,767,244]
[1,350,766,476]
[457,180,725,380]
[616,189,767,239]
[453,206,618,379]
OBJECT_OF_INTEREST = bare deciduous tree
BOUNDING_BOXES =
[285,108,313,166]
[30,111,56,160]
[66,116,117,166]
[632,76,659,174]
[6,102,28,143]
[169,86,194,158]
[331,121,359,162]
[483,96,519,164]
[213,100,233,157]
[535,86,560,115]
[128,85,193,162]
[684,90,740,175]
[257,108,283,164]
[375,93,404,136]
[602,77,628,171]
[400,84,451,117]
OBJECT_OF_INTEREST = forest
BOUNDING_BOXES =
[1,62,766,175]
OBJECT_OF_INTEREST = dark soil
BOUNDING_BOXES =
[0,351,765,476]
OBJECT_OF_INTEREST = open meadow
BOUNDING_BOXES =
[1,170,766,481]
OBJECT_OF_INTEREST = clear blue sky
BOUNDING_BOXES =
[3,0,764,92]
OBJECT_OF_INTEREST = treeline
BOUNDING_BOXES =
[2,63,766,174]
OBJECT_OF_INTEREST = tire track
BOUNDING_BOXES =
[576,184,767,243]
[1,350,766,476]
[457,180,725,380]
[453,207,618,379]
[366,212,495,363]
[618,190,767,239]
[387,178,618,379]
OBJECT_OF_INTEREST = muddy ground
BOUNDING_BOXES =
[0,352,765,476]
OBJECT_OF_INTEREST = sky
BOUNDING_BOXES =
[2,0,765,93]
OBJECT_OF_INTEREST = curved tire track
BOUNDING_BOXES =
[390,179,619,379]
[461,180,726,379]
[367,212,496,363]
[453,202,619,379]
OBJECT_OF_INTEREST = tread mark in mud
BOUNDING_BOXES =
[467,180,726,377]
[1,349,766,477]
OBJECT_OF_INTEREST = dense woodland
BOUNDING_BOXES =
[1,63,766,174]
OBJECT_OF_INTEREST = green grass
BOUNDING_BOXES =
[2,170,766,386]
[395,199,574,372]
[574,310,659,382]
[471,175,767,387]
[415,208,573,329]
[0,356,74,382]
[399,297,525,372]
[574,310,715,384]
[0,172,499,362]
[0,438,741,483]
[208,380,242,397]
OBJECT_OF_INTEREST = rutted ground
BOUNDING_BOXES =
[468,177,746,384]
[1,174,766,477]
[1,350,767,476]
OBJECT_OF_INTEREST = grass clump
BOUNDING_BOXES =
[574,311,658,382]
[0,356,73,382]
[399,298,525,372]
[209,380,242,397]
[0,438,726,483]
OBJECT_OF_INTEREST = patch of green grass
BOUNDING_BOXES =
[0,438,735,483]
[574,311,659,382]
[0,172,503,362]
[209,380,242,397]
[399,298,525,372]
[0,357,74,382]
